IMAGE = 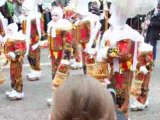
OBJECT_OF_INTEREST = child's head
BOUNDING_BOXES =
[52,75,116,120]
[7,23,18,35]
[51,6,63,22]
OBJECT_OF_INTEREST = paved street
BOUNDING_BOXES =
[0,43,160,120]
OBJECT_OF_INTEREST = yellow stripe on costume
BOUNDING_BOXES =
[53,52,58,59]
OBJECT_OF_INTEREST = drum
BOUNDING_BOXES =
[86,56,95,76]
[52,63,70,88]
[92,62,108,81]
[86,56,108,81]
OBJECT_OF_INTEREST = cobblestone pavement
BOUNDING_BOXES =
[0,45,160,120]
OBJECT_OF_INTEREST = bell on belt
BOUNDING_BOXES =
[108,47,119,58]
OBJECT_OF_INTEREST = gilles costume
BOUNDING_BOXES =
[99,23,143,118]
[97,0,157,118]
[22,1,42,81]
[130,43,153,110]
[67,0,101,74]
[4,23,26,100]
[47,7,73,86]
[45,7,73,105]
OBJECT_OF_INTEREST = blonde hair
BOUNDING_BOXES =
[52,75,116,120]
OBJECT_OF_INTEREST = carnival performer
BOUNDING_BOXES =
[40,6,73,105]
[21,0,42,81]
[63,6,82,70]
[0,12,7,85]
[130,43,153,111]
[97,0,157,119]
[66,0,101,74]
[3,23,26,100]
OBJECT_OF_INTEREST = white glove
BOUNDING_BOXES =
[75,20,80,26]
[139,66,148,74]
[8,52,16,60]
[32,42,39,50]
[96,47,108,62]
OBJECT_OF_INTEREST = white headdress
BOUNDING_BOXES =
[108,0,158,26]
[22,0,38,12]
[67,0,90,15]
[108,0,157,17]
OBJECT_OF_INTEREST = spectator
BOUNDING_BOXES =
[126,14,146,33]
[145,2,160,61]
[51,75,116,120]
[0,0,14,24]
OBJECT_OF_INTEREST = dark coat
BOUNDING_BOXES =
[126,15,146,33]
[145,10,160,42]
